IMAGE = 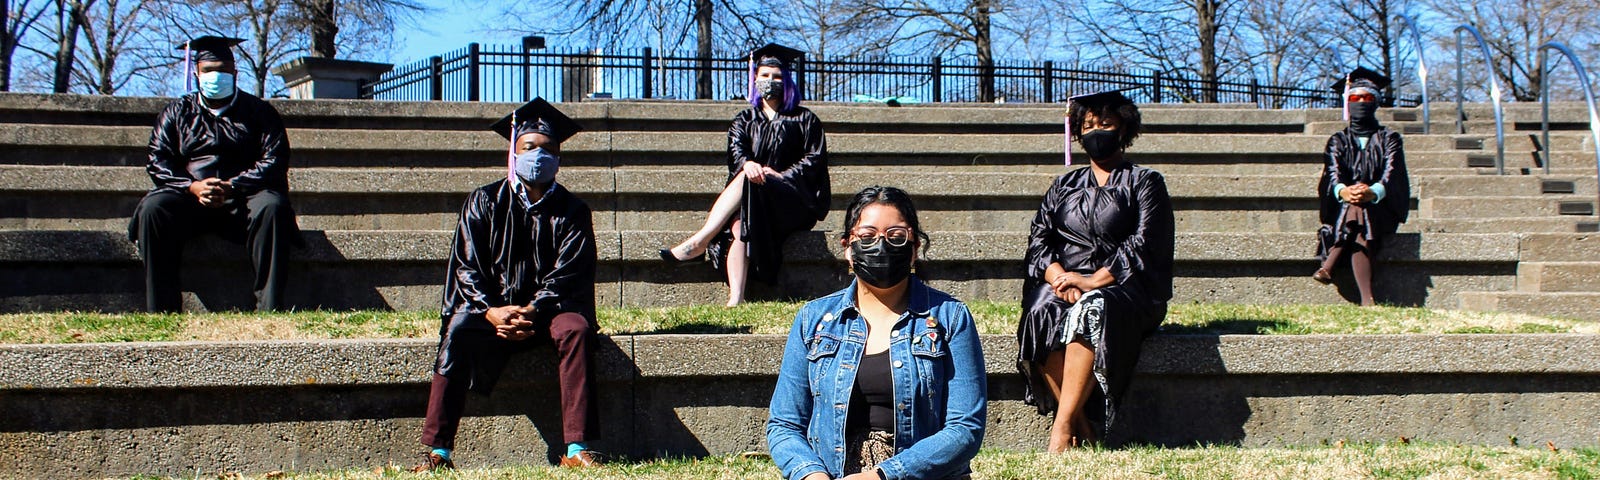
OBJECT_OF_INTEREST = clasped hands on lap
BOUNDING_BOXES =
[485,305,538,341]
[1340,182,1376,204]
[741,160,779,186]
[1046,263,1115,304]
[188,177,233,208]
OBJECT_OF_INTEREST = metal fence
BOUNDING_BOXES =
[361,44,1353,108]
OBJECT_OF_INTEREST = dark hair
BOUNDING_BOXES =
[1068,101,1142,151]
[840,186,931,257]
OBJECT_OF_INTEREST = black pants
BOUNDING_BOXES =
[421,311,598,449]
[132,189,294,313]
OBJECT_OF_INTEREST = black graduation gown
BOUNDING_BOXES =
[1316,127,1410,259]
[436,180,599,393]
[712,106,830,284]
[129,92,296,243]
[1015,162,1174,436]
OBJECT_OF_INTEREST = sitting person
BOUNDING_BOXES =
[414,98,601,471]
[1015,89,1174,452]
[768,186,986,480]
[129,36,296,313]
[660,43,830,306]
[1313,67,1411,306]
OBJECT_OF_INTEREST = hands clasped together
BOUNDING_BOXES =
[486,305,538,341]
[188,177,232,208]
[1340,182,1377,204]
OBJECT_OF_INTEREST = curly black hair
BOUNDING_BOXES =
[1067,101,1143,152]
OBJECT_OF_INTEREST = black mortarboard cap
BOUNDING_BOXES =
[1068,87,1137,109]
[749,43,805,68]
[489,98,583,144]
[1331,66,1392,93]
[178,36,243,64]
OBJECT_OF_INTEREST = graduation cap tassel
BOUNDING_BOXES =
[1341,72,1351,122]
[1064,114,1073,167]
[183,44,193,93]
[507,112,517,182]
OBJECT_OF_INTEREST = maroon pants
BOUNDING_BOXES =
[420,311,596,449]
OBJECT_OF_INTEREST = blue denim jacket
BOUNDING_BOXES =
[767,277,987,480]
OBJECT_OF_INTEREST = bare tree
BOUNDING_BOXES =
[1428,0,1600,101]
[1066,0,1241,102]
[47,0,86,92]
[856,0,1001,102]
[163,0,304,97]
[287,0,423,59]
[71,0,168,94]
[2,0,48,91]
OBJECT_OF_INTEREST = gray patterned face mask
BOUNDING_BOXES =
[756,78,784,99]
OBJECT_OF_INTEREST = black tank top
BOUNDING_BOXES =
[848,350,895,433]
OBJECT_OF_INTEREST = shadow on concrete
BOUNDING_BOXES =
[1112,335,1251,447]
[1158,319,1295,335]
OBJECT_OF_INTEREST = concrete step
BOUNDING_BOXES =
[1516,262,1600,293]
[1458,291,1600,320]
[4,123,1593,169]
[0,229,1519,311]
[1421,195,1597,218]
[1416,175,1598,197]
[1408,217,1599,234]
[1519,233,1600,262]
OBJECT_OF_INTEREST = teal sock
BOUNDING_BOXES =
[566,442,587,458]
[431,448,451,460]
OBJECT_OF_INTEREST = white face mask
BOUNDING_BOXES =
[197,71,236,100]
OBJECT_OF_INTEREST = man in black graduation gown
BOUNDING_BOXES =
[129,36,296,313]
[415,98,602,471]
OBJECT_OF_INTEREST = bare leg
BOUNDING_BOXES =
[1048,340,1096,453]
[726,219,749,306]
[670,176,745,260]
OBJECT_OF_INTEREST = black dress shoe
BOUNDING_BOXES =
[659,247,704,264]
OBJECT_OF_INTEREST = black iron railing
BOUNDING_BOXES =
[360,44,1348,108]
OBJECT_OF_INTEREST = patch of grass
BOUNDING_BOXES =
[1,301,1593,344]
[126,443,1600,479]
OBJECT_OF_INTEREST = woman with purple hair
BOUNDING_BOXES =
[661,43,831,306]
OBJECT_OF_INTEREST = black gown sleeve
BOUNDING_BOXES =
[1317,133,1345,227]
[531,200,598,315]
[226,99,290,194]
[1376,132,1410,224]
[1025,176,1067,280]
[446,189,504,315]
[146,101,194,191]
[1106,170,1175,301]
[777,111,826,182]
[728,110,755,175]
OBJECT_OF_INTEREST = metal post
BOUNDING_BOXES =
[931,56,943,103]
[429,56,443,101]
[642,47,653,99]
[466,43,480,102]
[1250,79,1260,106]
[1537,42,1600,184]
[1152,71,1163,103]
[1395,15,1429,134]
[1454,25,1506,175]
[1042,60,1054,102]
[522,46,532,102]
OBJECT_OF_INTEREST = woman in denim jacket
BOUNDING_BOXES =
[767,186,987,480]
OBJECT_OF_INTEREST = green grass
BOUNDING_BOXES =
[122,443,1600,479]
[1,301,1593,344]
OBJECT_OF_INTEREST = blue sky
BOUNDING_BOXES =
[389,0,505,66]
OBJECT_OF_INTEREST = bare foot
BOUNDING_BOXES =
[670,241,703,261]
[1047,420,1077,453]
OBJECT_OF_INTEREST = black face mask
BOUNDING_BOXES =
[1349,101,1380,136]
[1080,129,1120,160]
[850,238,915,289]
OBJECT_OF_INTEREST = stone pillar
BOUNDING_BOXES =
[271,57,394,100]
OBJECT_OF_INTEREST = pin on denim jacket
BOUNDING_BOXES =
[766,277,987,480]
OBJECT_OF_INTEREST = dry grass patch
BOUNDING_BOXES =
[124,444,1599,479]
[1,301,1593,344]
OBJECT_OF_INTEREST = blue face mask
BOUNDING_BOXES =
[514,147,559,185]
[197,71,236,100]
